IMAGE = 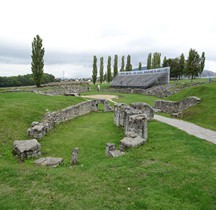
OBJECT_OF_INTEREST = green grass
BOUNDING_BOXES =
[0,89,215,209]
[165,82,216,130]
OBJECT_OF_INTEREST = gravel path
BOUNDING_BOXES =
[154,115,216,144]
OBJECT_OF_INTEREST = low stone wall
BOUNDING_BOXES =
[154,96,201,114]
[130,102,154,121]
[35,85,89,96]
[27,99,113,139]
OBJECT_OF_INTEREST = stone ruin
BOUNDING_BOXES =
[35,157,63,167]
[154,96,201,115]
[27,99,113,140]
[13,139,41,160]
[107,102,154,155]
[34,84,89,96]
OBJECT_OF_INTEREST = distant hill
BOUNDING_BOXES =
[201,70,216,77]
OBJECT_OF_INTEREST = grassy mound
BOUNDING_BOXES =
[0,88,215,209]
[166,82,216,130]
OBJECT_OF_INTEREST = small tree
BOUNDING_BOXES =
[125,55,132,71]
[31,35,45,87]
[120,55,125,71]
[107,56,112,83]
[99,57,104,84]
[147,53,152,69]
[113,55,118,77]
[92,55,98,84]
[138,62,142,70]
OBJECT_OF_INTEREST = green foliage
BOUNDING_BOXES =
[138,62,142,70]
[125,55,132,71]
[162,56,168,67]
[147,53,152,69]
[113,54,118,77]
[152,52,161,69]
[99,57,104,84]
[179,53,185,78]
[0,74,56,87]
[107,56,112,83]
[120,55,125,71]
[31,35,45,87]
[200,52,205,75]
[185,48,201,79]
[92,55,98,84]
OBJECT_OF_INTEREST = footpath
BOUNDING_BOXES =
[154,115,216,144]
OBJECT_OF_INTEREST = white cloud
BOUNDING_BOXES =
[0,0,216,77]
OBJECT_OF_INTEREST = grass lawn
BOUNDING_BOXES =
[0,89,215,209]
[165,82,216,131]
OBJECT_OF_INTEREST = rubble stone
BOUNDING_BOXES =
[13,139,41,160]
[35,157,63,167]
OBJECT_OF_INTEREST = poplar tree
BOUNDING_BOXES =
[125,55,132,71]
[99,57,104,84]
[113,54,118,77]
[92,55,97,84]
[107,56,112,83]
[152,52,161,69]
[31,35,45,87]
[120,55,125,71]
[138,62,142,70]
[147,53,152,69]
[200,52,205,75]
[162,56,168,67]
[179,53,185,79]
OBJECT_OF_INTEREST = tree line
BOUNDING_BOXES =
[92,48,206,84]
[0,73,57,87]
[92,55,133,84]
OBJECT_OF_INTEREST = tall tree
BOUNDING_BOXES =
[92,55,97,84]
[200,52,205,76]
[99,57,104,84]
[147,53,152,69]
[185,48,201,79]
[120,55,125,71]
[113,54,118,77]
[138,62,142,70]
[179,53,185,79]
[125,55,132,71]
[107,56,112,83]
[162,56,168,67]
[152,52,161,69]
[31,35,45,87]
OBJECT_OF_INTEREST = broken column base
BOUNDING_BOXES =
[106,143,124,157]
[120,132,147,151]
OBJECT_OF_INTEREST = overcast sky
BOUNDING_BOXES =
[0,0,216,78]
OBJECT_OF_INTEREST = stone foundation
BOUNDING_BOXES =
[154,96,201,114]
[13,139,41,160]
[27,99,113,139]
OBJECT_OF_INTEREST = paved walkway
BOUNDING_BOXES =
[154,115,216,144]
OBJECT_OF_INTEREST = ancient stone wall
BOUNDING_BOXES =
[114,103,149,139]
[27,99,112,139]
[154,96,201,114]
[35,85,89,96]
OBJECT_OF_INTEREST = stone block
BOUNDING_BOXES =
[13,139,41,160]
[35,157,63,167]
